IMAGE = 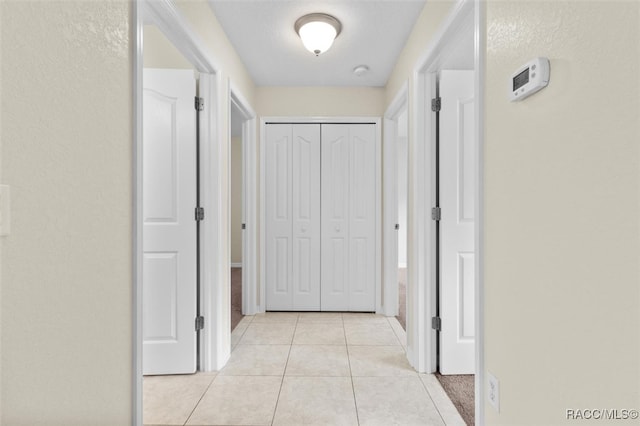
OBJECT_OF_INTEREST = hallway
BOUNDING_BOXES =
[144,313,465,425]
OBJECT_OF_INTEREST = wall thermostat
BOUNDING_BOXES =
[510,57,550,102]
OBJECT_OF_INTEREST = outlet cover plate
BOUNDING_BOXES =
[488,371,500,412]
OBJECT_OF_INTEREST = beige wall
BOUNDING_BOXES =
[143,25,193,69]
[483,1,640,423]
[1,1,133,424]
[385,1,640,424]
[230,137,242,265]
[385,0,456,106]
[257,86,385,117]
[0,0,258,423]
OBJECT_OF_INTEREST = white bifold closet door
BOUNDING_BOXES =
[265,124,321,310]
[265,123,376,312]
[321,124,376,311]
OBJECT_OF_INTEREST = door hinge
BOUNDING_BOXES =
[395,224,400,231]
[431,207,441,221]
[195,97,204,111]
[242,223,246,230]
[432,316,441,331]
[195,207,205,221]
[195,316,205,331]
[431,97,441,112]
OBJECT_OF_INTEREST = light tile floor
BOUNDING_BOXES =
[144,313,466,426]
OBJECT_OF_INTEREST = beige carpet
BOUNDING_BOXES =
[395,267,407,330]
[231,267,243,331]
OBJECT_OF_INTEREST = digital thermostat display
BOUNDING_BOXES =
[513,69,529,91]
[510,57,550,102]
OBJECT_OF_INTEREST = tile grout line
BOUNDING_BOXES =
[184,314,256,425]
[385,316,404,347]
[269,313,299,426]
[181,374,218,426]
[233,314,255,344]
[342,313,361,426]
[418,374,449,426]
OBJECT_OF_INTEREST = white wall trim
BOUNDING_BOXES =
[409,0,484,424]
[383,82,409,317]
[230,262,243,268]
[135,1,226,423]
[133,3,143,425]
[200,71,228,372]
[229,81,259,316]
[474,1,486,423]
[407,69,437,373]
[259,116,382,314]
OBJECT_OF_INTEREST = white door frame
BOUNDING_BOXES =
[259,117,383,314]
[228,82,259,315]
[383,83,409,317]
[409,0,485,424]
[134,0,226,424]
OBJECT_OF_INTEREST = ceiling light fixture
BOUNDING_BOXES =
[295,13,342,56]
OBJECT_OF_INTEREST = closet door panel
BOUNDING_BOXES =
[348,124,377,311]
[321,125,350,311]
[265,124,293,310]
[292,124,321,310]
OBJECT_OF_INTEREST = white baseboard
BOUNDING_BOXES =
[231,263,243,268]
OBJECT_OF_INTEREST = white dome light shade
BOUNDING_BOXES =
[295,13,342,56]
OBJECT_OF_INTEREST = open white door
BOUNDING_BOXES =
[439,70,476,375]
[143,68,197,375]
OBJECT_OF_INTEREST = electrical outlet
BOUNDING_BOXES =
[488,371,500,412]
[0,185,10,236]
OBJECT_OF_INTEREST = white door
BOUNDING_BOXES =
[322,124,377,311]
[143,68,197,375]
[265,124,321,310]
[439,70,476,374]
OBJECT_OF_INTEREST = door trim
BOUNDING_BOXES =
[410,0,485,424]
[259,117,382,313]
[383,83,409,317]
[228,81,258,315]
[134,0,225,424]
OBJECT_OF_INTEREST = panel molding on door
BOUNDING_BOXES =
[292,125,321,310]
[265,124,293,310]
[143,68,197,375]
[320,125,350,311]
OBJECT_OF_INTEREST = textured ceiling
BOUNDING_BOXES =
[208,0,427,87]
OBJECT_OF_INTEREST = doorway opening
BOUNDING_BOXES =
[230,101,243,331]
[410,0,483,424]
[135,0,230,423]
[395,108,409,330]
[383,87,409,328]
[229,85,258,321]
